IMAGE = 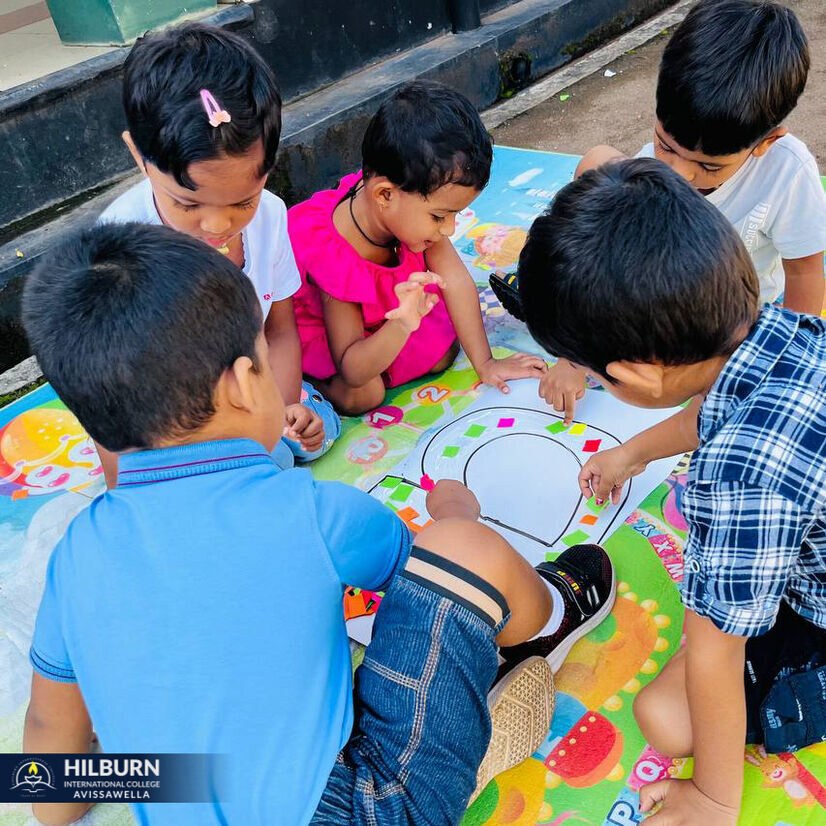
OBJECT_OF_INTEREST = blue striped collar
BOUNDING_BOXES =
[116,438,274,486]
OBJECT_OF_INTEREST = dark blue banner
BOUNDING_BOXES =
[0,754,225,803]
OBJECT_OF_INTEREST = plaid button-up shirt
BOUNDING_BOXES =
[682,305,826,637]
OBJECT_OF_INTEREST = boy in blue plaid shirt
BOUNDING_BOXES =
[518,158,826,826]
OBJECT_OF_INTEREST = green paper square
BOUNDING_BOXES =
[465,424,486,438]
[586,496,608,514]
[442,446,461,458]
[380,476,401,489]
[562,529,589,546]
[390,484,414,502]
[546,422,567,434]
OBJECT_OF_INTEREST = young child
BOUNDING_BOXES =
[99,23,339,479]
[539,0,826,425]
[519,158,826,826]
[288,80,547,415]
[21,222,617,826]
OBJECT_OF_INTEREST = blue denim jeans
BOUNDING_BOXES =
[271,382,342,470]
[744,600,826,751]
[310,548,509,826]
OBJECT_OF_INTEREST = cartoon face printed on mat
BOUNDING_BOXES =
[745,746,822,808]
[464,223,528,270]
[0,407,102,499]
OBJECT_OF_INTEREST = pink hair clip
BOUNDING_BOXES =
[200,89,231,128]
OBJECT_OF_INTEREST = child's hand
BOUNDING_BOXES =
[283,404,325,453]
[477,354,547,393]
[578,444,648,505]
[539,361,587,425]
[385,271,447,333]
[426,480,481,522]
[639,778,739,826]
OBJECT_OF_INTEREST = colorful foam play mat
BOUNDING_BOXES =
[1,147,825,825]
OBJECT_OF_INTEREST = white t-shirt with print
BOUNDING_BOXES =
[638,135,826,304]
[99,178,301,319]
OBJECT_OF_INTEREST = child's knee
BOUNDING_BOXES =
[633,682,659,735]
[416,519,510,578]
[431,340,460,374]
[633,681,689,757]
[413,519,550,643]
[336,378,386,416]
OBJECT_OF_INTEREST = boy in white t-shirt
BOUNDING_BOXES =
[98,23,340,481]
[540,0,826,423]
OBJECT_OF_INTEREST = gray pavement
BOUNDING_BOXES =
[491,0,826,166]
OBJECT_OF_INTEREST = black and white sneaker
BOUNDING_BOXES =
[489,270,526,322]
[499,544,616,674]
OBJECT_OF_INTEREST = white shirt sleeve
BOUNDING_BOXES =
[270,211,302,303]
[97,179,160,226]
[766,156,826,260]
[247,193,301,305]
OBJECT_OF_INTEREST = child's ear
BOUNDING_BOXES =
[224,355,257,413]
[370,178,396,210]
[122,131,147,174]
[604,361,665,399]
[752,126,788,158]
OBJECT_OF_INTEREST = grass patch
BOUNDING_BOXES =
[0,375,46,409]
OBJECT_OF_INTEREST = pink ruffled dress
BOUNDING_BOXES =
[288,172,457,388]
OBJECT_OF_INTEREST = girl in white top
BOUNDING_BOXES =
[97,23,339,482]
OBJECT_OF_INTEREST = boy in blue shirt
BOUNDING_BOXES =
[20,223,614,826]
[518,159,826,826]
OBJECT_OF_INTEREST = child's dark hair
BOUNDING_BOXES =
[362,80,493,196]
[518,159,759,379]
[657,0,809,156]
[22,223,262,452]
[124,23,282,190]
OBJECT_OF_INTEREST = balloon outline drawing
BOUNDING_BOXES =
[413,405,632,554]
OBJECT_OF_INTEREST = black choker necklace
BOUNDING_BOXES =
[348,183,397,250]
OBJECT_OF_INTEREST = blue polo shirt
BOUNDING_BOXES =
[29,438,411,825]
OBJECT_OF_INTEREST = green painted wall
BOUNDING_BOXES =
[46,0,216,45]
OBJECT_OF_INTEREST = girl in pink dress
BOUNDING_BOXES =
[289,80,546,415]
